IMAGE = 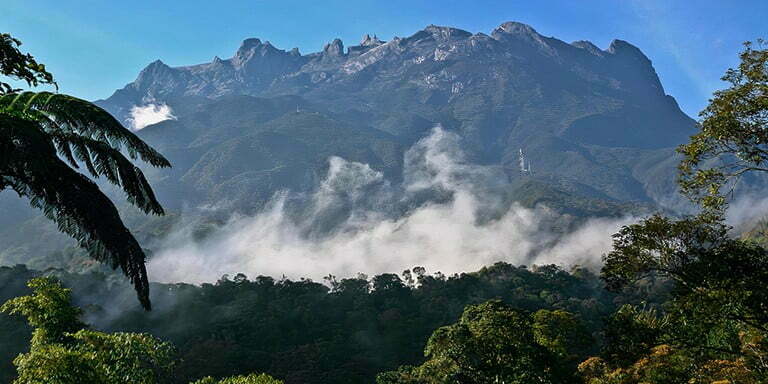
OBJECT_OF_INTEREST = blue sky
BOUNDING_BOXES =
[2,0,766,117]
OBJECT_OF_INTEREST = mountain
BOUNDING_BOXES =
[1,21,700,269]
[96,22,696,204]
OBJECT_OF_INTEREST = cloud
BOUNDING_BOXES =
[128,103,176,131]
[725,194,768,235]
[147,127,637,284]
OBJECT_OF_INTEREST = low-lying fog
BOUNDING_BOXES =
[148,127,638,283]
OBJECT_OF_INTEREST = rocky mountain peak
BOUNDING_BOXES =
[144,59,170,71]
[89,21,698,220]
[360,34,384,47]
[101,21,687,152]
[235,38,279,55]
[571,40,604,56]
[348,34,385,56]
[238,38,263,51]
[232,38,287,68]
[135,59,173,84]
[422,25,472,41]
[492,21,540,37]
[127,59,190,100]
[605,39,663,97]
[607,39,648,60]
[323,38,345,56]
[490,21,553,54]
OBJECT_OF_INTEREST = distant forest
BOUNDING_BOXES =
[0,262,668,383]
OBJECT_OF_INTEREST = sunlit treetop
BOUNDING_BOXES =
[0,33,56,94]
[678,39,768,215]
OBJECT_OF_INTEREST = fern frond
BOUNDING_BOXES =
[0,92,169,214]
[0,117,151,309]
[48,132,164,215]
[0,92,171,168]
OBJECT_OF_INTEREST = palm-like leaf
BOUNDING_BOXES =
[0,92,171,310]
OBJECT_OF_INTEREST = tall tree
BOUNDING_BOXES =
[678,40,768,214]
[0,34,55,94]
[598,39,768,382]
[0,33,170,309]
[191,374,284,384]
[377,300,575,384]
[1,277,176,383]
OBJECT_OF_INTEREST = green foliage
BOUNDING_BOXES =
[600,213,768,382]
[579,345,696,384]
[0,263,635,384]
[589,39,768,383]
[1,277,85,345]
[0,33,56,94]
[580,343,763,384]
[377,300,574,384]
[12,330,175,384]
[190,373,283,384]
[603,215,768,343]
[602,214,728,291]
[678,40,768,214]
[599,305,670,369]
[580,299,763,383]
[0,33,171,309]
[2,277,175,383]
[532,309,594,367]
[9,342,104,384]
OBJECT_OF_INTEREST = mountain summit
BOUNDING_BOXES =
[0,21,703,269]
[93,21,694,210]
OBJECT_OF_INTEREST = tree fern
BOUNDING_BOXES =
[0,92,170,310]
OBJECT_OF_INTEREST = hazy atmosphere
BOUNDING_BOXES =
[148,127,637,283]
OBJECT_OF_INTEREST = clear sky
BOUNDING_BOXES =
[2,0,766,117]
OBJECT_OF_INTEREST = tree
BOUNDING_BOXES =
[0,277,85,346]
[377,300,574,384]
[579,345,696,384]
[191,374,284,384]
[0,33,170,309]
[0,33,55,94]
[602,215,768,339]
[580,307,761,383]
[599,305,670,369]
[579,344,760,384]
[1,277,175,383]
[532,309,593,368]
[600,214,768,382]
[592,39,768,382]
[678,40,768,214]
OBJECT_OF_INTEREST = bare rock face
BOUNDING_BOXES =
[322,38,345,57]
[360,34,384,47]
[348,34,385,57]
[94,21,698,210]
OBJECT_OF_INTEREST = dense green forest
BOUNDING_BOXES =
[0,262,669,383]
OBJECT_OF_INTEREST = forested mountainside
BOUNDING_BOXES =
[0,22,711,269]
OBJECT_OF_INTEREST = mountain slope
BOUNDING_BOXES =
[1,21,700,270]
[95,21,695,207]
